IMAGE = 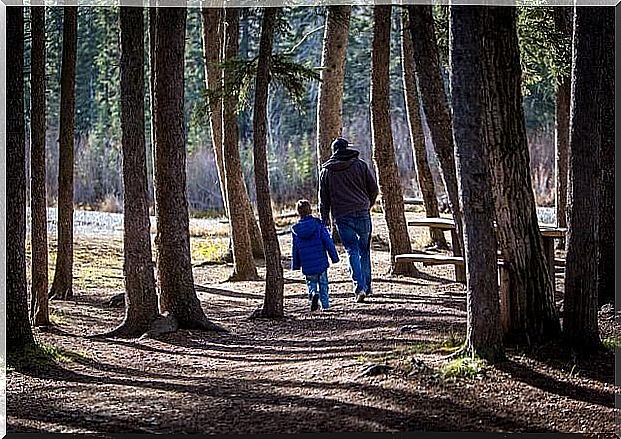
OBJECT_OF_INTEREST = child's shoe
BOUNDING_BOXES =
[310,294,320,311]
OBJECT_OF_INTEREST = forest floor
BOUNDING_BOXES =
[8,209,619,435]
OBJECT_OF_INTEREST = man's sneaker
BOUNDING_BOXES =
[355,290,367,303]
[310,294,320,311]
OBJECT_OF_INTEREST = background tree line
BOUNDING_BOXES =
[22,5,561,214]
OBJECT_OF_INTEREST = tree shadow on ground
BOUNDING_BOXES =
[92,329,397,361]
[195,284,264,300]
[513,342,615,386]
[496,359,614,408]
[10,360,559,434]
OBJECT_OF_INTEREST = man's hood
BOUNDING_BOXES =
[291,216,321,239]
[321,148,360,171]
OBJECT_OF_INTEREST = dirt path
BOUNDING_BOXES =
[8,212,618,434]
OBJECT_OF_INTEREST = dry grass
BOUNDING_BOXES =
[99,194,123,214]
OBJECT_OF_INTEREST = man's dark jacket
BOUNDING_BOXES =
[319,148,379,225]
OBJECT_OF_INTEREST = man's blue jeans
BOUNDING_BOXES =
[335,210,372,294]
[306,271,330,309]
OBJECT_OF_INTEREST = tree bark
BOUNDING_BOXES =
[564,7,609,348]
[7,6,36,353]
[316,5,350,244]
[108,6,160,337]
[316,5,351,167]
[148,2,157,215]
[30,5,50,327]
[450,5,504,362]
[400,9,448,250]
[596,7,614,308]
[554,76,570,247]
[201,8,227,216]
[200,8,264,260]
[252,7,284,318]
[480,7,560,345]
[50,6,78,301]
[222,7,259,281]
[153,7,223,331]
[407,5,465,282]
[553,7,571,250]
[371,6,419,277]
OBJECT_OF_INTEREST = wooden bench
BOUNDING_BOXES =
[396,253,465,267]
[404,197,424,206]
[407,218,466,282]
[407,218,456,229]
[395,253,507,284]
[407,217,567,286]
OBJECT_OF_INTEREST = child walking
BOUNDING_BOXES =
[291,199,339,311]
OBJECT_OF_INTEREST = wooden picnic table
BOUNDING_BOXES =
[407,217,566,285]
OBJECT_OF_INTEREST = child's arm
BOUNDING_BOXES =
[320,225,340,264]
[291,234,301,271]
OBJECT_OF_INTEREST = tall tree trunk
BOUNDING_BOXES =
[564,7,609,349]
[596,7,614,308]
[252,7,284,318]
[105,6,159,338]
[153,7,223,331]
[243,183,265,258]
[400,8,448,250]
[407,5,465,283]
[201,8,264,260]
[50,6,77,301]
[316,5,351,166]
[450,5,504,362]
[30,5,50,327]
[148,2,157,215]
[480,7,560,345]
[201,8,227,216]
[371,6,419,277]
[222,7,259,281]
[7,6,36,353]
[316,5,351,244]
[554,76,570,245]
[553,7,571,250]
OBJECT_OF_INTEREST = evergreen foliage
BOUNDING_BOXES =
[30,5,560,212]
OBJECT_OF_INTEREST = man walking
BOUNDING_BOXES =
[319,137,379,302]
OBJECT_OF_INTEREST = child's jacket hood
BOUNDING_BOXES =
[291,216,322,240]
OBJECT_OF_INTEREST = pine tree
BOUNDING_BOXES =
[30,5,50,326]
[49,6,78,301]
[450,5,504,361]
[370,5,419,277]
[7,6,36,353]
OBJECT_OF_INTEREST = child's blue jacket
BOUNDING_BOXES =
[291,215,339,276]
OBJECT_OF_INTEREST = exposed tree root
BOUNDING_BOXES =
[49,286,74,301]
[177,315,228,333]
[222,247,234,264]
[88,321,152,339]
[248,306,285,320]
[391,261,422,277]
[355,363,393,379]
[107,293,125,307]
[440,345,467,361]
[89,312,227,340]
